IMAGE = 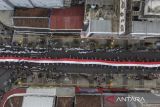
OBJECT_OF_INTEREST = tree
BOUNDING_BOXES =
[71,39,80,48]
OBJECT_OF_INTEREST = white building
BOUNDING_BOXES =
[81,0,126,38]
[0,0,69,10]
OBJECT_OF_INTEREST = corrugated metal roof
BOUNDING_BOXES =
[56,97,73,107]
[22,87,56,107]
[22,96,55,107]
[14,8,49,17]
[13,18,49,28]
[26,87,56,96]
[132,21,160,34]
[8,0,33,8]
[0,0,13,10]
[90,20,112,32]
[30,0,64,8]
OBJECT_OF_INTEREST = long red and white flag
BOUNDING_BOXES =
[0,57,160,68]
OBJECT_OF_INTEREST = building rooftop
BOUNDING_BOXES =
[13,18,49,28]
[82,0,125,38]
[132,21,160,35]
[86,0,113,6]
[131,0,160,37]
[14,8,50,17]
[90,20,112,33]
[144,0,160,16]
[1,87,160,107]
[50,5,84,30]
[56,97,73,107]
[13,8,50,29]
[30,0,64,8]
[0,0,160,38]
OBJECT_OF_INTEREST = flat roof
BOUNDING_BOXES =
[56,97,73,107]
[14,8,50,17]
[13,18,49,28]
[132,21,160,34]
[50,5,84,30]
[30,0,64,8]
[90,20,112,32]
[144,0,160,16]
[75,95,101,107]
[22,96,55,107]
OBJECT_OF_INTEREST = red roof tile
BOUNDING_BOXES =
[14,8,49,17]
[50,5,84,30]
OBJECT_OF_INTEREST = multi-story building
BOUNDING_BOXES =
[81,0,126,38]
[0,0,85,36]
[130,0,160,39]
[0,0,160,39]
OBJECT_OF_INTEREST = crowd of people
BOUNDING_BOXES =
[0,45,160,62]
[0,45,159,72]
[0,44,160,98]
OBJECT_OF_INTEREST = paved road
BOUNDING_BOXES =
[0,68,11,93]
